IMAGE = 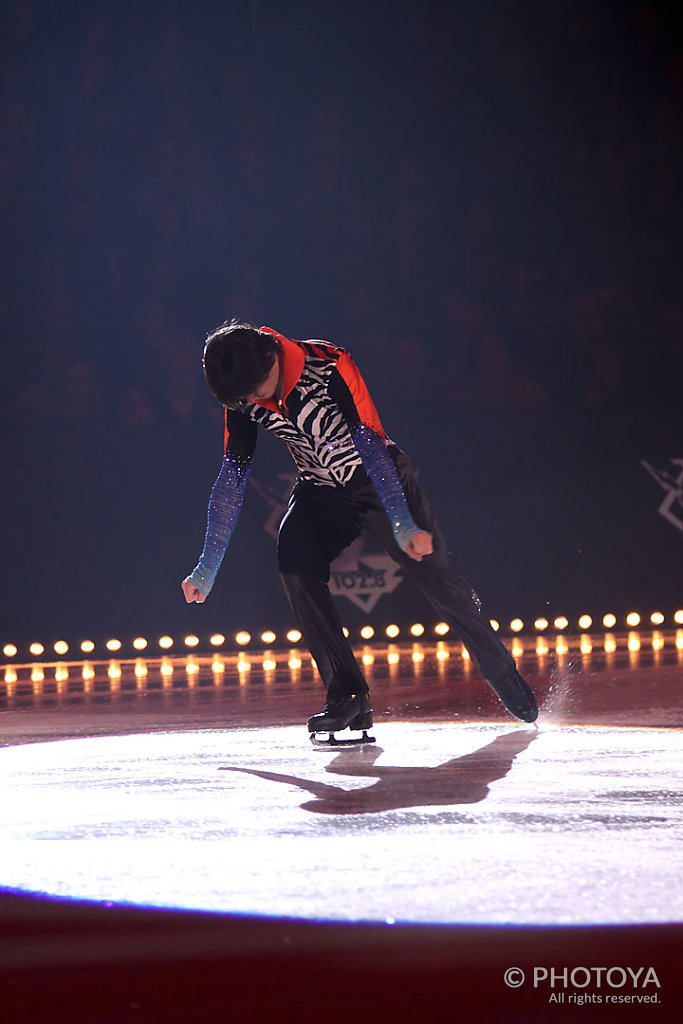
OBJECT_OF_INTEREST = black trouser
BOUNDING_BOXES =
[278,448,515,699]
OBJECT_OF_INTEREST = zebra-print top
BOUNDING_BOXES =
[186,331,421,595]
[225,337,387,488]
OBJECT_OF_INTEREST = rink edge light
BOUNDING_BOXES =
[3,609,683,662]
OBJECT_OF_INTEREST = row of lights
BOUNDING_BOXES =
[6,631,682,690]
[3,611,683,661]
[518,611,681,631]
[1,631,302,660]
[2,645,449,687]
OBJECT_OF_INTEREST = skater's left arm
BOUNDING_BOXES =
[329,354,433,561]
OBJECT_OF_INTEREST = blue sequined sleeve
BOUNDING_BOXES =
[186,453,252,597]
[328,359,422,552]
[351,422,421,552]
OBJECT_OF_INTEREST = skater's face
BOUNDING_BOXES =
[246,353,280,403]
[231,352,280,408]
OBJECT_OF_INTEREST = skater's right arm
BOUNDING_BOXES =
[182,413,257,602]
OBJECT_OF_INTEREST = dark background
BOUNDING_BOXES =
[1,0,681,645]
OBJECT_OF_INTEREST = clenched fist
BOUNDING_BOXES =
[406,531,433,561]
[181,578,207,603]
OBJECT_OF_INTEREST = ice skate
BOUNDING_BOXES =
[307,692,376,746]
[486,666,538,723]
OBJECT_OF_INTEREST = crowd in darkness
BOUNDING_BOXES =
[2,0,681,434]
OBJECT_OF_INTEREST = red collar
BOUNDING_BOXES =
[257,327,304,412]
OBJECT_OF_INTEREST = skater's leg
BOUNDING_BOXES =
[364,449,537,721]
[364,449,514,681]
[278,485,369,699]
[280,570,369,698]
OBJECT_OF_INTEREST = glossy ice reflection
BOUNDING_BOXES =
[1,722,681,926]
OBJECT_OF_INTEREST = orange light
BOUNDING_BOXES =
[133,637,148,651]
[158,636,173,650]
[602,614,616,629]
[261,631,276,645]
[534,618,549,631]
[286,630,302,643]
[184,635,199,648]
[490,619,499,632]
[650,612,664,626]
[386,624,400,639]
[235,631,251,646]
[578,615,592,630]
[29,643,44,656]
[360,626,375,640]
[106,639,122,652]
[554,616,569,630]
[510,619,524,633]
[2,644,17,658]
[410,623,425,637]
[434,622,450,636]
[81,640,95,653]
[626,612,640,628]
[210,634,225,647]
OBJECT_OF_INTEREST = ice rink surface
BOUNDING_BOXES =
[1,636,682,1021]
[1,718,681,926]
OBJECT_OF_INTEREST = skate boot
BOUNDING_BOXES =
[307,691,375,746]
[486,666,538,723]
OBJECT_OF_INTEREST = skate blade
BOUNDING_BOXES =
[310,729,376,748]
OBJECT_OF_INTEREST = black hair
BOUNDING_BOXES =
[202,320,279,408]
